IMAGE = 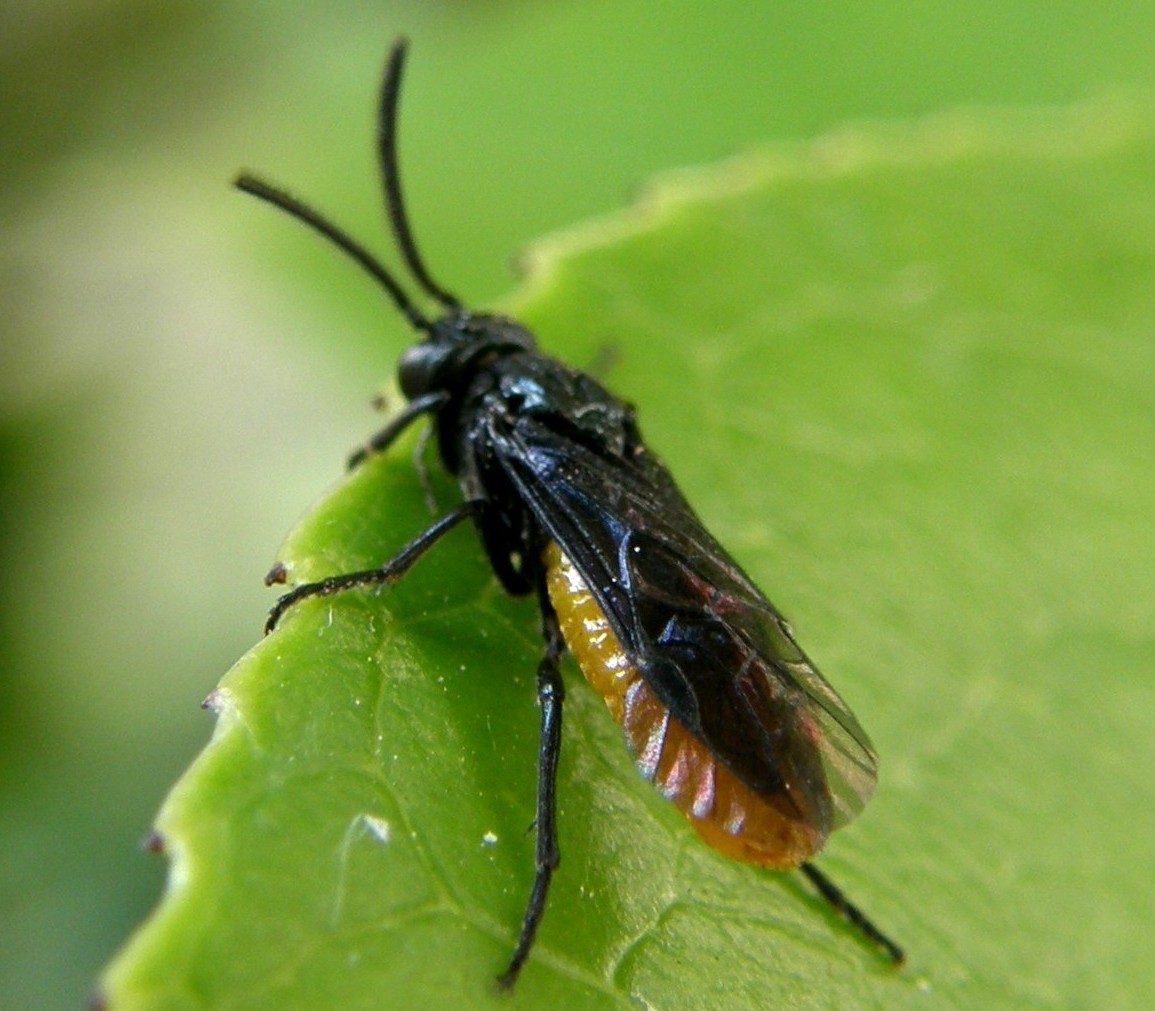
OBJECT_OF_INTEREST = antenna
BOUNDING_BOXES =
[234,173,434,334]
[378,37,462,309]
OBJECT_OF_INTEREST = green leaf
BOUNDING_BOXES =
[101,98,1155,1010]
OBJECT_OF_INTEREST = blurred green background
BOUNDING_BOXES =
[4,2,1155,1008]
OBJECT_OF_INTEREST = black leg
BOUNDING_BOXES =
[264,502,477,633]
[347,390,449,470]
[799,862,905,966]
[498,602,567,989]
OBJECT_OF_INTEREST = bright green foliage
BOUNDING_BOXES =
[102,99,1155,1009]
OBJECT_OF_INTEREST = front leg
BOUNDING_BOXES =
[498,596,567,989]
[264,502,477,633]
[347,389,449,470]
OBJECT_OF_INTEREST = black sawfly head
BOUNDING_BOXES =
[398,313,537,400]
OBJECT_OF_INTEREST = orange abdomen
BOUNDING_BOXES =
[544,542,822,868]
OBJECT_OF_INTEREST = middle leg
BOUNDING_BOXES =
[498,598,567,988]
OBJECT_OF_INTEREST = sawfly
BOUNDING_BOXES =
[237,36,904,988]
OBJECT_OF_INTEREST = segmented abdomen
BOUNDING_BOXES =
[544,542,822,868]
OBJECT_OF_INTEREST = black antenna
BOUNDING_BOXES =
[378,37,462,309]
[234,173,434,334]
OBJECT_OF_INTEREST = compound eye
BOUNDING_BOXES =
[398,342,446,398]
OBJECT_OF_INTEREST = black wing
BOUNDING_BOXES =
[494,414,877,836]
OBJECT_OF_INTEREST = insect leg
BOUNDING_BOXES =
[799,862,905,966]
[264,501,477,633]
[498,597,566,989]
[347,389,449,469]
